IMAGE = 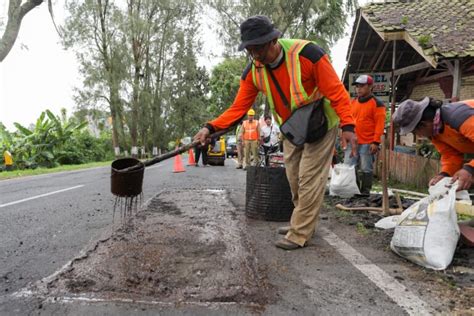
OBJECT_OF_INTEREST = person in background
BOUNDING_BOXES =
[235,121,244,169]
[194,143,209,167]
[393,97,474,191]
[241,109,261,169]
[260,114,280,166]
[344,75,386,196]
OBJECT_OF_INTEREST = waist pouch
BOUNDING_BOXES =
[280,98,328,147]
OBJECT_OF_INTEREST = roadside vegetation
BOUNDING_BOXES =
[0,161,112,180]
[0,109,114,171]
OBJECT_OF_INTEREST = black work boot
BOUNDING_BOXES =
[355,170,363,193]
[360,173,373,196]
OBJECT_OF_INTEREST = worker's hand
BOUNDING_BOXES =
[429,174,446,187]
[369,143,379,155]
[342,131,357,158]
[340,137,347,151]
[451,169,473,191]
[194,127,210,146]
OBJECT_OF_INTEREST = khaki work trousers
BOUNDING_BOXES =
[243,140,259,167]
[283,127,337,246]
[237,141,243,166]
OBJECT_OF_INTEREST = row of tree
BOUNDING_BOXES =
[59,0,356,155]
[1,0,357,161]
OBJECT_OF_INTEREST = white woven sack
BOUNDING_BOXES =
[391,183,460,270]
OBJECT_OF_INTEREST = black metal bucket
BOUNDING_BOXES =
[111,158,144,197]
[245,166,294,221]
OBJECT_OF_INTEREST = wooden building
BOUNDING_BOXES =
[342,0,474,188]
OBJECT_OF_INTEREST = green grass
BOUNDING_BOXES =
[458,214,474,221]
[356,222,370,236]
[0,161,113,180]
[335,210,351,218]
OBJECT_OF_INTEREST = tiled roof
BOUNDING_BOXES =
[362,0,474,60]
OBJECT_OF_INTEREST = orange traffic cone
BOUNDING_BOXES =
[173,154,185,173]
[187,148,196,166]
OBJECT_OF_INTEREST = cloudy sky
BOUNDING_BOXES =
[0,1,369,131]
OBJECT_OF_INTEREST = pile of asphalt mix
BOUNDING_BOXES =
[41,189,269,306]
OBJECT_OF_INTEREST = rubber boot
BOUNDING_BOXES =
[360,173,373,196]
[355,170,363,193]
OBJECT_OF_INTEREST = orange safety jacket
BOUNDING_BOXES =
[431,100,474,176]
[242,120,259,141]
[205,39,354,134]
[351,95,386,144]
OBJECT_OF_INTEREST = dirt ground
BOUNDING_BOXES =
[39,190,269,310]
[325,194,474,312]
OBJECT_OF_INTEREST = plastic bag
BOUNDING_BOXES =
[390,183,460,270]
[329,164,360,198]
[375,215,400,230]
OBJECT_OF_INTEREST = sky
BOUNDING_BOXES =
[0,1,369,131]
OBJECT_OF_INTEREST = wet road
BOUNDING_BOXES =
[0,156,461,315]
[0,160,173,296]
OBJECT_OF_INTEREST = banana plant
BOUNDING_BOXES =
[7,110,87,168]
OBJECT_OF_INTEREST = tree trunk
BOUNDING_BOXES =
[130,65,140,156]
[109,87,121,156]
[152,27,167,149]
[0,0,44,62]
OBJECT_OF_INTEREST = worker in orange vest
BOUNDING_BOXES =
[344,75,386,196]
[393,97,474,190]
[194,15,356,250]
[241,109,261,169]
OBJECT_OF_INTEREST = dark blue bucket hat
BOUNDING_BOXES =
[238,15,282,51]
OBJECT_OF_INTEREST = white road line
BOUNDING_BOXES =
[0,185,84,208]
[320,227,434,315]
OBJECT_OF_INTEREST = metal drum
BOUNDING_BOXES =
[111,158,144,197]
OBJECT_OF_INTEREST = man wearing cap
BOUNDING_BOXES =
[241,109,260,169]
[344,75,386,195]
[194,15,355,250]
[393,97,474,190]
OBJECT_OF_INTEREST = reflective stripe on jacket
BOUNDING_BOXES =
[251,39,339,129]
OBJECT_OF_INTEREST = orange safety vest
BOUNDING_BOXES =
[242,120,259,141]
[251,38,339,129]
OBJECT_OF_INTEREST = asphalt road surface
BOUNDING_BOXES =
[0,156,467,315]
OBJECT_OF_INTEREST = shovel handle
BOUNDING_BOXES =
[119,127,233,172]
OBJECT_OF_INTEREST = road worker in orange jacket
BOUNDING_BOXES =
[194,15,356,250]
[393,97,474,190]
[344,75,386,195]
[241,109,261,169]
